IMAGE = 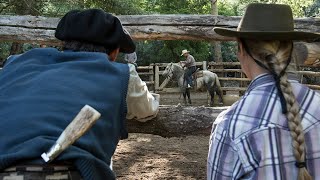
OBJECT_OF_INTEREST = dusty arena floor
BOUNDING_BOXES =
[158,91,240,107]
[113,133,209,180]
[113,92,238,179]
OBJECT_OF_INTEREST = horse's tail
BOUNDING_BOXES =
[213,73,222,91]
[213,73,223,101]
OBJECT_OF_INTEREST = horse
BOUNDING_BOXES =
[162,63,223,106]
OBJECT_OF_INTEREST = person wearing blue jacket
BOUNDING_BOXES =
[0,9,159,180]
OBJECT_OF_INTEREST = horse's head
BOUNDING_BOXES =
[162,62,174,78]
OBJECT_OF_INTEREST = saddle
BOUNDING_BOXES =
[191,68,203,89]
[193,68,203,78]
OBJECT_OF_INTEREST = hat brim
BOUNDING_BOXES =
[119,33,135,53]
[214,28,320,41]
[181,51,190,56]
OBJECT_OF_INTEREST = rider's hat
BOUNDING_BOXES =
[181,49,190,56]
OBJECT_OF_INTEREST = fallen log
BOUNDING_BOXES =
[126,105,228,137]
[1,15,320,43]
[294,42,320,67]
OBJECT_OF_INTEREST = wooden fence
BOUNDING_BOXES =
[136,62,320,94]
[1,62,318,95]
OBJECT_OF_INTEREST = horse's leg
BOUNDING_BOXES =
[187,89,192,105]
[215,87,223,104]
[183,91,187,105]
[213,74,224,104]
[208,87,215,106]
[203,80,214,106]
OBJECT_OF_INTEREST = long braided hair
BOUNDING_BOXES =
[241,39,312,180]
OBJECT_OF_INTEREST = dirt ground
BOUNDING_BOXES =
[158,91,239,107]
[113,133,210,180]
[112,92,237,179]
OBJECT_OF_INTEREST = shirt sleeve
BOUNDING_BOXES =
[126,64,160,122]
[207,123,245,179]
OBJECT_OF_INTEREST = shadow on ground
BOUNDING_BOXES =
[113,133,209,180]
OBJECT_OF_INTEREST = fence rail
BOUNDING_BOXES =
[2,63,318,94]
[136,61,320,93]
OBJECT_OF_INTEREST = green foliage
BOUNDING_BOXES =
[40,0,86,17]
[83,0,145,15]
[145,0,211,14]
[0,42,11,63]
[220,42,238,62]
[237,0,315,17]
[277,0,314,17]
[218,1,239,16]
[304,0,320,17]
[135,40,165,65]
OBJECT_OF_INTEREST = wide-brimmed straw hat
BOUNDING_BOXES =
[214,3,320,41]
[181,49,190,56]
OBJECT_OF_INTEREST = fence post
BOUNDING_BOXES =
[155,65,160,91]
[202,61,207,70]
[149,65,154,90]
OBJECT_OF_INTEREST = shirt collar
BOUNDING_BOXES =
[246,73,273,92]
[246,73,299,92]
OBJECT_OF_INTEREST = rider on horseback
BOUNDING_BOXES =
[180,49,197,88]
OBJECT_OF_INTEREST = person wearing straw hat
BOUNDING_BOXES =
[207,3,320,180]
[180,49,197,88]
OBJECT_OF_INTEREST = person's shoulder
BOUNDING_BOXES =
[127,63,139,77]
[214,101,240,128]
[28,47,59,53]
[127,63,136,71]
[216,94,269,139]
[189,54,195,59]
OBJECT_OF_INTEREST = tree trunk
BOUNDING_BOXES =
[9,42,23,55]
[126,105,227,137]
[211,0,222,63]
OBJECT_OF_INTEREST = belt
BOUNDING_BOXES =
[0,164,82,180]
[2,164,76,172]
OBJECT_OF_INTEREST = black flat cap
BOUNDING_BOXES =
[55,9,135,53]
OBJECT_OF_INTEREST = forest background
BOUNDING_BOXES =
[1,0,320,65]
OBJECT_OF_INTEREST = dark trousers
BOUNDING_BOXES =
[184,66,197,86]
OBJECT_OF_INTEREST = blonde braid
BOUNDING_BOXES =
[275,43,312,180]
[245,40,312,180]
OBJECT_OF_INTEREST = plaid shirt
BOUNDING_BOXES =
[207,73,320,180]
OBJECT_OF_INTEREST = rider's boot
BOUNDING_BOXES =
[184,99,187,105]
[188,99,192,105]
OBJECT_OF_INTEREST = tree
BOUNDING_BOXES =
[211,0,223,63]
